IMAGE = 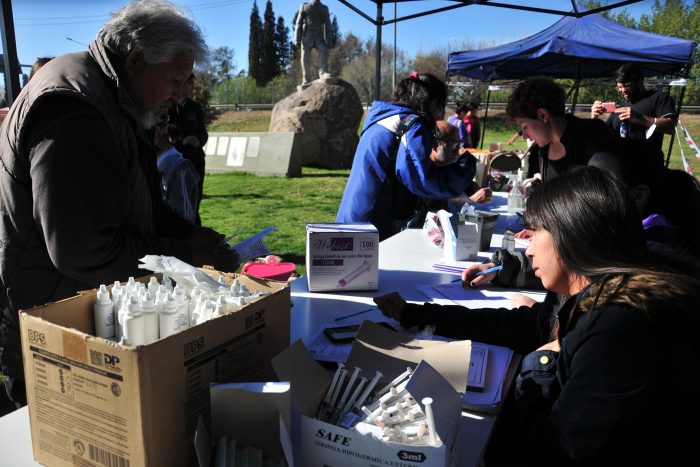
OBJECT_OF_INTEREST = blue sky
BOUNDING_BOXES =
[8,0,658,73]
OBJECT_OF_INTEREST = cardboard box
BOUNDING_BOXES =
[195,382,294,467]
[306,223,379,292]
[19,272,291,467]
[272,322,470,467]
[439,210,499,261]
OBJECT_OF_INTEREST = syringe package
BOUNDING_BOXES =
[306,223,378,292]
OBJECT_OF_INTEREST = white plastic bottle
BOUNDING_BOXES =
[507,175,525,214]
[147,277,160,296]
[162,274,173,293]
[159,292,179,338]
[115,293,128,339]
[123,296,146,346]
[93,284,115,339]
[212,295,227,318]
[189,286,202,324]
[141,292,159,344]
[173,285,191,331]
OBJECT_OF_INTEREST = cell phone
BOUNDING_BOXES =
[324,325,360,343]
[603,102,617,112]
[323,322,397,343]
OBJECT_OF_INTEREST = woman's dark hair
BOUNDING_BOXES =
[525,166,647,280]
[391,72,447,117]
[455,103,469,114]
[506,76,566,120]
[614,64,643,84]
[589,140,700,258]
[588,139,664,211]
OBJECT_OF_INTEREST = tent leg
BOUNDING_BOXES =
[375,2,383,102]
[570,78,581,114]
[665,84,686,168]
[480,88,491,150]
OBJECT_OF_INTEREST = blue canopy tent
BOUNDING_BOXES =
[336,1,645,102]
[448,8,695,81]
[447,7,695,160]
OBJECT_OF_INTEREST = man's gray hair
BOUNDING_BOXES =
[98,0,208,65]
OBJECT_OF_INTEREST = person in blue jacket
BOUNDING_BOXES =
[336,72,476,240]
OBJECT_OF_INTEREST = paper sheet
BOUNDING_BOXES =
[416,282,545,309]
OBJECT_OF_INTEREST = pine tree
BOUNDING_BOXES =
[261,0,277,84]
[329,15,341,49]
[275,16,291,73]
[248,1,263,84]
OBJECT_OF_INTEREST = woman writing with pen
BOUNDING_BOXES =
[376,166,700,465]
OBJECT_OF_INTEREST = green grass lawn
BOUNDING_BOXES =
[203,111,700,277]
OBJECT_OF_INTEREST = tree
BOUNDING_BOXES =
[412,51,447,81]
[275,16,291,73]
[261,0,277,84]
[208,46,235,85]
[329,15,341,49]
[248,1,264,84]
[340,38,411,103]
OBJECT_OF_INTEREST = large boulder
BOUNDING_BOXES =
[269,78,363,169]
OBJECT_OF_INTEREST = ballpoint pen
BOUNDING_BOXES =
[474,265,503,276]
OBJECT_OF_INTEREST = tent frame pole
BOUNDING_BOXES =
[665,84,686,168]
[480,87,492,150]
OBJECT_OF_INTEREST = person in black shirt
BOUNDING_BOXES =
[591,63,677,152]
[506,77,614,183]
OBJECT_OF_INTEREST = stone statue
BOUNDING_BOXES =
[294,0,332,86]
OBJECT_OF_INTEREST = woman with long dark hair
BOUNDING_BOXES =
[377,167,700,465]
[514,166,700,465]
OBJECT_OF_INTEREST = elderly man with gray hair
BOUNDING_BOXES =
[0,0,238,408]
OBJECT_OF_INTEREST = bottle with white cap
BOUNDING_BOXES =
[123,296,146,346]
[173,285,191,331]
[159,292,179,338]
[147,276,160,296]
[140,292,159,344]
[93,284,115,339]
[162,273,173,293]
[115,293,129,339]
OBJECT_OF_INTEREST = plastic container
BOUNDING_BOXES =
[459,210,500,251]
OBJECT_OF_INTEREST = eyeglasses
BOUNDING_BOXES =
[436,137,463,151]
[616,82,633,91]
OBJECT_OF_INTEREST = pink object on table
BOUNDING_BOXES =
[241,261,296,281]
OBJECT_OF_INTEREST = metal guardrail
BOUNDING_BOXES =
[212,102,700,113]
[211,103,275,111]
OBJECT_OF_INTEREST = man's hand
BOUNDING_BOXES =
[591,100,605,119]
[462,262,498,287]
[187,227,239,272]
[373,292,407,321]
[469,187,492,204]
